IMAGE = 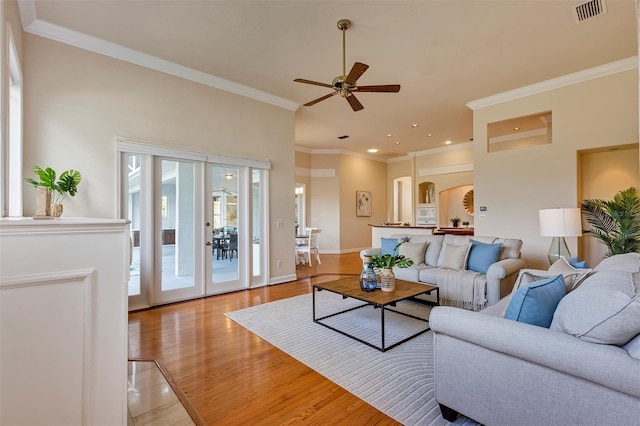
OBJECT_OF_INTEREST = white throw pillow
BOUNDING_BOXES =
[550,270,640,345]
[548,257,592,291]
[440,243,471,270]
[398,241,427,265]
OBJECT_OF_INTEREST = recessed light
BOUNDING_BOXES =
[367,148,379,153]
[427,134,433,137]
[395,142,400,145]
[411,124,419,128]
[386,134,392,138]
[445,140,452,145]
[513,127,520,131]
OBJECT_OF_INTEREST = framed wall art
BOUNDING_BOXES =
[356,190,372,217]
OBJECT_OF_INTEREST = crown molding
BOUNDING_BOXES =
[467,56,638,110]
[294,147,387,163]
[16,0,299,112]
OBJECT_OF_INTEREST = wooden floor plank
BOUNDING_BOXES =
[128,253,401,425]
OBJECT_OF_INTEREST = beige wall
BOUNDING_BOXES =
[22,34,297,280]
[339,154,387,252]
[295,152,386,253]
[473,70,639,268]
[579,145,640,266]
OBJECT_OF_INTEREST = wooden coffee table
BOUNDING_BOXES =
[312,276,439,352]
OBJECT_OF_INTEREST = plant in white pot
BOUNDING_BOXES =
[25,166,82,217]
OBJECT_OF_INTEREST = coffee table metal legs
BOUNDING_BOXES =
[312,285,438,352]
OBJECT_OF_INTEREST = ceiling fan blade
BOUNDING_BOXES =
[354,84,401,93]
[344,62,369,86]
[303,92,337,107]
[346,93,364,112]
[294,78,334,89]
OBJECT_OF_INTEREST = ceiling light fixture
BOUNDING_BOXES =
[411,124,419,128]
[367,148,379,153]
[513,127,520,131]
[387,134,392,137]
[427,134,433,137]
[224,173,234,180]
[395,142,400,145]
[445,140,452,145]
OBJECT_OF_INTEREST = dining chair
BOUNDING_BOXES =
[296,228,322,266]
[223,232,238,261]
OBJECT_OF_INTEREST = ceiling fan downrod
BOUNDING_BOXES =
[337,19,351,78]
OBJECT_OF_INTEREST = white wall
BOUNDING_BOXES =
[21,34,297,280]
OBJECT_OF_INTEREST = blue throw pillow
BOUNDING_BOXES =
[567,256,589,269]
[467,240,502,274]
[381,237,401,256]
[504,275,566,328]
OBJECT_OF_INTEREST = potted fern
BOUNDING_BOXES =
[581,187,640,257]
[25,166,82,217]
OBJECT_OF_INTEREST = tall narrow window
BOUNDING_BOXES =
[7,27,22,216]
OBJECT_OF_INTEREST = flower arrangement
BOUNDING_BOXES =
[450,216,461,227]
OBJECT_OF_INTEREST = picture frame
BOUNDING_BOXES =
[356,190,372,217]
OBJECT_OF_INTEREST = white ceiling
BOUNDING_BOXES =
[20,0,638,159]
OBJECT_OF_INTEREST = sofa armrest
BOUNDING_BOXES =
[430,306,640,397]
[485,258,526,304]
[360,247,381,260]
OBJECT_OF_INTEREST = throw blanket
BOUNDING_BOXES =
[437,269,487,311]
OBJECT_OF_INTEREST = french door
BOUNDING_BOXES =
[120,142,269,310]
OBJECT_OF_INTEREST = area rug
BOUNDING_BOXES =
[225,291,477,425]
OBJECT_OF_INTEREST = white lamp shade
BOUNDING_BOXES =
[539,208,582,237]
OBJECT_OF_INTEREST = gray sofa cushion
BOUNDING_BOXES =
[550,270,640,345]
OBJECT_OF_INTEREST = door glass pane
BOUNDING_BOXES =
[211,166,239,283]
[161,160,195,291]
[127,154,141,296]
[252,170,261,276]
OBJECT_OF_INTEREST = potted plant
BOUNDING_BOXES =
[462,221,470,228]
[581,187,640,257]
[371,242,414,292]
[450,216,461,227]
[25,166,82,217]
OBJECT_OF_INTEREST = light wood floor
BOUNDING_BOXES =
[128,252,402,425]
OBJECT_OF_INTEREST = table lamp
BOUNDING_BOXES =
[539,207,582,265]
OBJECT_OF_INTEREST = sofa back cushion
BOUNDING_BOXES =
[550,269,640,345]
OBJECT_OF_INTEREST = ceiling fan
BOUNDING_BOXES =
[294,19,401,112]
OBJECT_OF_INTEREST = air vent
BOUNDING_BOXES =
[573,0,607,22]
[337,135,349,140]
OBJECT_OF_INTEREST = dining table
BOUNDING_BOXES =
[212,234,230,260]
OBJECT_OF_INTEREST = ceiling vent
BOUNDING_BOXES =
[573,0,607,22]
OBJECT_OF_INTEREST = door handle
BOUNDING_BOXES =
[206,241,212,246]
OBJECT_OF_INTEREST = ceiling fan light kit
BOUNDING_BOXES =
[294,18,401,112]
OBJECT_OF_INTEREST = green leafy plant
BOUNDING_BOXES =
[581,187,640,257]
[371,242,414,269]
[450,216,461,226]
[25,166,82,205]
